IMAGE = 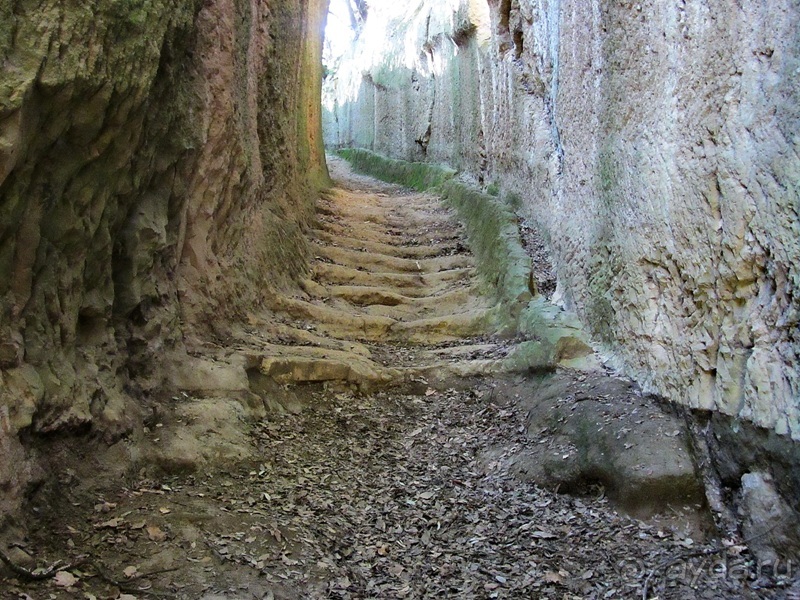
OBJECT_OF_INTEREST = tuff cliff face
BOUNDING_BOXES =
[324,0,800,440]
[0,0,329,518]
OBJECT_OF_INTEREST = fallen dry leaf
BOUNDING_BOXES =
[544,571,562,584]
[53,570,79,587]
[147,525,167,542]
[531,530,557,539]
[96,517,123,529]
[123,565,139,578]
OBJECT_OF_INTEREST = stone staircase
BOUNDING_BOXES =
[172,159,596,408]
[249,181,512,392]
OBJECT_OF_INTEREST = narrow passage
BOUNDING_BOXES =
[251,156,508,388]
[8,159,761,600]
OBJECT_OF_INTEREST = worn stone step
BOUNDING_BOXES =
[314,219,410,246]
[313,263,474,294]
[323,188,436,207]
[319,205,410,228]
[271,295,492,345]
[252,353,537,394]
[421,343,507,361]
[233,315,373,358]
[256,355,400,388]
[241,344,377,367]
[314,219,464,252]
[302,283,484,320]
[315,216,463,247]
[359,298,491,321]
[271,296,396,341]
[327,286,407,307]
[313,230,464,260]
[320,194,452,222]
[389,311,492,344]
[325,285,474,309]
[313,244,473,275]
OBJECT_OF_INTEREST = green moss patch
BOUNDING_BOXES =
[336,148,595,368]
[440,180,532,321]
[336,148,455,192]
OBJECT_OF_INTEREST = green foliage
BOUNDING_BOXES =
[486,182,500,196]
[127,7,149,27]
[105,0,152,28]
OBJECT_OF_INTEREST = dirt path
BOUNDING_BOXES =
[2,159,781,599]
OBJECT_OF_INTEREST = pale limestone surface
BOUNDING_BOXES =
[325,0,800,440]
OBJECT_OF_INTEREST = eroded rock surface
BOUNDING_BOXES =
[0,0,328,520]
[740,472,800,564]
[324,0,800,442]
[209,155,592,400]
[497,372,703,515]
[139,157,704,522]
[1,146,790,600]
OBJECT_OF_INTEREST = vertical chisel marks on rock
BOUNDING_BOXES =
[546,0,564,175]
[324,0,800,442]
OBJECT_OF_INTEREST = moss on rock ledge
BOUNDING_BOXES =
[336,148,455,191]
[337,148,595,371]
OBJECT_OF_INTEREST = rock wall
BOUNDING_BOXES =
[324,0,800,440]
[0,0,329,518]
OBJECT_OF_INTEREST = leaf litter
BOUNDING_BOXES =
[4,377,791,599]
[4,136,794,600]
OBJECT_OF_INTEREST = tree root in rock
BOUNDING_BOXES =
[0,548,88,580]
[682,411,740,538]
[0,547,178,597]
[642,544,732,600]
[642,522,789,600]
